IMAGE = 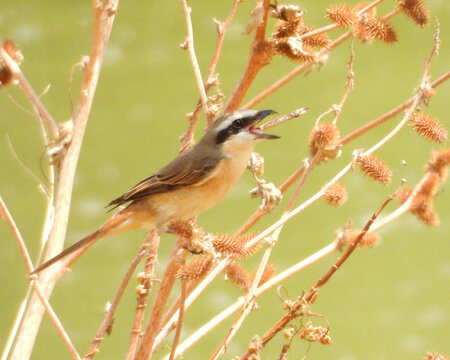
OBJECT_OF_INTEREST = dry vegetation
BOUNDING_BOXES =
[0,0,448,359]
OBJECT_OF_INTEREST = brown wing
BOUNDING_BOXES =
[107,149,223,209]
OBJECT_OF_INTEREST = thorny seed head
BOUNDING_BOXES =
[426,148,450,180]
[298,24,330,48]
[326,4,357,27]
[343,228,380,248]
[364,18,398,43]
[356,154,392,185]
[322,182,348,207]
[225,261,251,291]
[272,37,316,63]
[410,193,439,226]
[410,112,448,143]
[251,263,276,287]
[397,0,430,27]
[176,256,213,282]
[212,233,261,258]
[309,122,341,157]
[425,352,448,360]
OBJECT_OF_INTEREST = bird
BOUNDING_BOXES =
[30,109,279,274]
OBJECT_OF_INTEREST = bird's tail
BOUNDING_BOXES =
[30,210,137,275]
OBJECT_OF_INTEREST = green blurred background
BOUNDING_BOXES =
[1,1,448,359]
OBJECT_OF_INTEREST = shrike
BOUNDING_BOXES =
[32,109,278,274]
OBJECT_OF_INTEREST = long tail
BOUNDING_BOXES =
[30,211,137,275]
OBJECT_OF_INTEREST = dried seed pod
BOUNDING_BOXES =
[326,4,357,27]
[251,264,276,287]
[272,19,303,39]
[176,256,213,282]
[212,233,261,258]
[397,0,430,27]
[309,122,341,156]
[345,229,380,248]
[270,4,305,22]
[418,172,441,198]
[410,193,439,226]
[365,18,398,43]
[426,149,450,180]
[397,187,413,204]
[254,40,275,67]
[298,25,330,48]
[225,261,251,291]
[323,182,348,207]
[273,37,316,63]
[356,154,392,185]
[410,113,448,143]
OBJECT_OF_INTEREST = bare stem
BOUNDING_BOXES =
[125,232,160,360]
[168,281,187,360]
[84,235,153,360]
[181,0,209,120]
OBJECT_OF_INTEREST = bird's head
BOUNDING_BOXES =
[209,109,280,146]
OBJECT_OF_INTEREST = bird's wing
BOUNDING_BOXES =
[107,150,223,208]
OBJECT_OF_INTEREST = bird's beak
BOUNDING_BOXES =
[250,110,280,140]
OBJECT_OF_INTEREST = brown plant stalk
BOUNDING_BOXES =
[11,2,120,359]
[125,231,160,360]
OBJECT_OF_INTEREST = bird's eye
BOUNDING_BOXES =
[232,119,244,128]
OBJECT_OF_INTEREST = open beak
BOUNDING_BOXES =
[249,109,280,139]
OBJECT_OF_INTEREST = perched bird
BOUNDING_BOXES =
[31,110,279,274]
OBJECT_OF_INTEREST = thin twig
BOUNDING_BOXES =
[84,234,153,360]
[181,0,209,120]
[125,231,160,360]
[168,281,187,360]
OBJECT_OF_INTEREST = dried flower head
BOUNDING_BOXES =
[273,37,315,63]
[352,4,377,42]
[0,40,23,87]
[270,4,305,22]
[298,25,330,48]
[356,154,392,185]
[365,18,398,43]
[309,122,341,156]
[251,263,276,287]
[212,233,261,258]
[225,261,251,291]
[254,40,275,67]
[168,220,205,240]
[418,172,441,198]
[299,321,332,345]
[322,182,348,207]
[326,4,357,27]
[248,152,265,175]
[176,256,213,282]
[398,0,430,27]
[344,229,380,248]
[272,19,303,39]
[397,187,413,204]
[426,149,450,180]
[410,193,439,226]
[410,113,448,143]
